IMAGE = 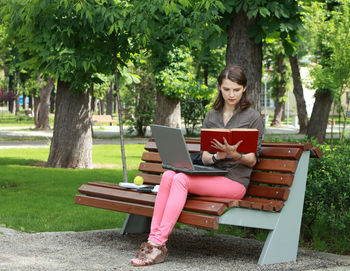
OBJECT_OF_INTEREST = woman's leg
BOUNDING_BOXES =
[148,172,190,246]
[149,170,176,238]
[187,175,246,199]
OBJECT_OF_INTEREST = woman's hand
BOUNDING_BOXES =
[211,137,243,160]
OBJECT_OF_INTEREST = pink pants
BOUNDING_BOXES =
[148,170,246,246]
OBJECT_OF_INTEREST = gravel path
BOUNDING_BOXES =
[0,227,349,271]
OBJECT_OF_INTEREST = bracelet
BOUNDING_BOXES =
[235,153,243,161]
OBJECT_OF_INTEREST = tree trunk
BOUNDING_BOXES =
[15,71,20,115]
[34,97,40,126]
[99,98,104,115]
[23,94,28,110]
[155,91,181,128]
[106,82,114,116]
[114,95,118,114]
[289,55,309,133]
[47,80,93,169]
[91,96,96,113]
[226,9,262,111]
[307,91,333,143]
[29,95,33,110]
[36,76,54,130]
[271,56,287,127]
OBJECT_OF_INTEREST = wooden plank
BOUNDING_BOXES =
[145,141,200,153]
[178,212,219,229]
[184,200,227,215]
[138,162,166,174]
[254,159,298,173]
[136,173,162,185]
[75,195,219,229]
[311,146,322,158]
[141,152,161,163]
[187,196,239,208]
[78,184,156,205]
[79,184,227,215]
[242,197,285,212]
[250,172,294,186]
[261,142,312,150]
[259,147,302,160]
[246,185,290,201]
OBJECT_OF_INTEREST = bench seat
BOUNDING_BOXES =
[75,139,321,265]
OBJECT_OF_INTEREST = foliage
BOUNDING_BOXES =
[122,57,157,137]
[303,1,350,97]
[302,139,350,253]
[180,84,214,134]
[263,40,292,103]
[1,0,135,91]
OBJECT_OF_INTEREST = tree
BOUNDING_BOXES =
[130,0,304,125]
[36,75,54,130]
[2,0,135,168]
[289,54,309,133]
[271,55,290,127]
[304,0,350,143]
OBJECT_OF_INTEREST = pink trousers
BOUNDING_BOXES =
[148,170,246,246]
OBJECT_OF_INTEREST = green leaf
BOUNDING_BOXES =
[259,7,270,17]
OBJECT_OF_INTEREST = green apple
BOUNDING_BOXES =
[133,176,144,186]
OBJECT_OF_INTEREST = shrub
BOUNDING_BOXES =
[301,139,350,253]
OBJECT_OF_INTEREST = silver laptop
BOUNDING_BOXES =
[150,124,227,175]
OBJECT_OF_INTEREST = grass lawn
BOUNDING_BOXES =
[0,144,145,233]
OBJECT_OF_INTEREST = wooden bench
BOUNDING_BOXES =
[75,139,322,265]
[92,115,117,126]
[91,115,117,136]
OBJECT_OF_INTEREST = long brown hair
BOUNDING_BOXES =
[212,66,252,111]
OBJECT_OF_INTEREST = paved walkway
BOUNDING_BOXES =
[0,226,349,271]
[1,124,349,149]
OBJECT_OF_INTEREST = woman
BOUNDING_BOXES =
[131,66,264,266]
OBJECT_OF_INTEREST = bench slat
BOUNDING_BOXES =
[139,159,298,175]
[141,152,162,163]
[138,162,166,174]
[250,171,294,186]
[241,198,285,211]
[262,142,312,150]
[136,173,162,185]
[259,147,302,160]
[78,184,228,216]
[75,195,219,229]
[246,185,290,201]
[92,115,117,123]
[254,159,298,173]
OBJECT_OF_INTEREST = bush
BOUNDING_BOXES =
[301,139,350,253]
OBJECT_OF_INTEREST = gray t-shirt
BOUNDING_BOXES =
[202,107,264,189]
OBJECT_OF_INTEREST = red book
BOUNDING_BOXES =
[200,128,259,153]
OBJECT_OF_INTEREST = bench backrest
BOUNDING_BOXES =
[92,115,114,122]
[136,139,321,212]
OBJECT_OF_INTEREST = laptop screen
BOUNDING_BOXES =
[150,125,194,170]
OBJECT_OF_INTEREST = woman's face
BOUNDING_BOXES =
[220,79,246,109]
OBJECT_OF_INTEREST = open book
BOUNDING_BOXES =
[200,128,259,153]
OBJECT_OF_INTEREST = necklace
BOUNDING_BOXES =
[223,112,233,126]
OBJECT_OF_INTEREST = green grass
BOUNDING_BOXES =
[0,111,55,127]
[0,144,144,233]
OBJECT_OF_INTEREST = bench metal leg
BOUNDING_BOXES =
[121,214,151,235]
[258,151,310,265]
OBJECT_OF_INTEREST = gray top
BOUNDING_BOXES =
[202,107,264,189]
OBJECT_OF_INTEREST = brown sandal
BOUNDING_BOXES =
[131,242,168,266]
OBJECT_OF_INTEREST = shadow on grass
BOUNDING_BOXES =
[0,157,43,167]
